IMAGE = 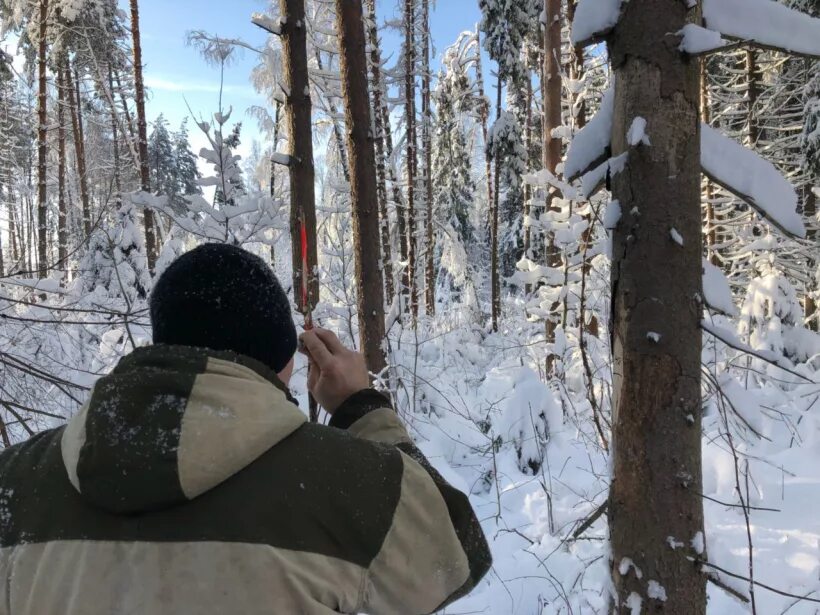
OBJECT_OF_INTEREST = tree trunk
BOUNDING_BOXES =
[474,27,495,304]
[65,61,92,238]
[544,0,562,366]
[281,0,319,315]
[523,73,533,257]
[421,0,435,316]
[108,65,123,207]
[364,0,395,306]
[607,1,706,612]
[313,48,351,185]
[130,0,158,272]
[57,62,68,268]
[805,188,817,331]
[490,74,502,332]
[270,100,282,265]
[566,0,587,130]
[114,69,137,145]
[36,0,49,278]
[335,0,388,375]
[404,0,418,322]
[746,48,760,147]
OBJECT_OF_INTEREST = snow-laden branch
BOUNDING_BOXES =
[570,0,624,47]
[677,24,729,55]
[251,13,284,36]
[701,124,806,239]
[703,0,820,59]
[702,259,737,316]
[564,84,615,181]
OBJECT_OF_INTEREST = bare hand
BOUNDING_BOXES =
[299,328,370,414]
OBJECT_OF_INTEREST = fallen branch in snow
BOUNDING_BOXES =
[570,501,608,540]
[705,571,751,605]
[698,560,820,605]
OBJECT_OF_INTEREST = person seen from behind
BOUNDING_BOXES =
[0,243,491,615]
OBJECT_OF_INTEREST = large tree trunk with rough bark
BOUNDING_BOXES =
[57,62,68,268]
[421,0,434,316]
[607,1,706,612]
[364,0,395,305]
[404,0,418,322]
[543,0,563,369]
[280,0,319,316]
[130,0,158,272]
[335,0,387,375]
[490,74,501,332]
[36,0,48,277]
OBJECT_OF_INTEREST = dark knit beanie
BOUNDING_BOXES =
[150,244,297,373]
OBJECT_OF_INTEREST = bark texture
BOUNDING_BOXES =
[421,0,435,316]
[404,0,418,321]
[57,62,67,267]
[607,1,706,612]
[543,0,563,367]
[280,0,319,315]
[36,0,48,277]
[130,0,158,271]
[335,0,387,375]
[364,0,395,305]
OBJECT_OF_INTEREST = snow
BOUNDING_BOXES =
[626,592,643,615]
[627,117,650,146]
[702,259,737,316]
[251,13,282,36]
[271,152,293,166]
[701,123,806,238]
[570,0,624,45]
[670,228,683,246]
[565,84,615,180]
[704,0,820,58]
[647,580,667,602]
[691,531,705,555]
[604,200,622,230]
[678,24,729,54]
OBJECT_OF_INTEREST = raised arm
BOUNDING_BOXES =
[300,330,492,614]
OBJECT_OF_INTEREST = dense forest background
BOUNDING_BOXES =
[1,0,820,612]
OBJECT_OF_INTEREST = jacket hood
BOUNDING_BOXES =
[60,345,306,514]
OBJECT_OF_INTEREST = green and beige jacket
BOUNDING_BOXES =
[0,345,491,614]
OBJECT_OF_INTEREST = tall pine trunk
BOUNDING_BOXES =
[57,62,68,268]
[608,1,706,612]
[421,0,435,316]
[36,0,49,278]
[404,0,419,322]
[336,0,387,375]
[108,65,122,207]
[130,0,158,272]
[280,0,319,315]
[313,49,350,184]
[543,0,562,370]
[364,0,395,305]
[490,74,501,332]
[64,63,91,238]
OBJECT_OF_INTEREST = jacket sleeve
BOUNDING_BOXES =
[330,390,492,615]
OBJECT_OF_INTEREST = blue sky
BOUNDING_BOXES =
[130,0,486,163]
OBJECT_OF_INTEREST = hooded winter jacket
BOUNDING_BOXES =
[0,345,491,615]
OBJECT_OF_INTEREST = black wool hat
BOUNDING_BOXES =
[150,244,297,373]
